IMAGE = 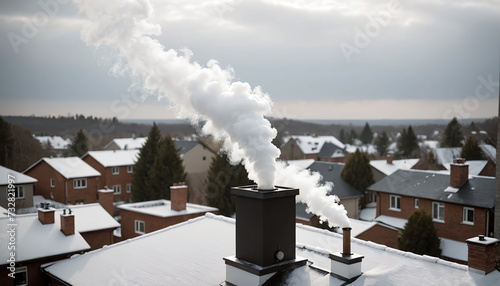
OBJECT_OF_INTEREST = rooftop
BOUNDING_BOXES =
[442,160,489,176]
[174,140,199,156]
[83,149,140,167]
[0,165,37,185]
[118,199,218,217]
[104,137,147,150]
[25,157,101,179]
[286,135,345,155]
[34,135,71,150]
[370,158,420,176]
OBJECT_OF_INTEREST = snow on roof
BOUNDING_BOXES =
[440,238,468,262]
[374,215,408,230]
[286,135,345,154]
[443,160,488,176]
[118,199,218,218]
[359,207,376,221]
[67,204,120,232]
[0,211,90,263]
[27,157,101,179]
[83,150,139,167]
[281,159,315,170]
[34,135,71,150]
[434,148,462,165]
[370,158,420,176]
[342,219,377,237]
[105,137,147,150]
[420,140,439,150]
[0,165,37,185]
[479,144,496,163]
[44,213,500,285]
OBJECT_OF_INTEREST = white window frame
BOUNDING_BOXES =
[126,183,132,193]
[73,178,87,189]
[127,165,133,173]
[432,202,445,222]
[113,185,121,195]
[112,167,119,175]
[14,266,28,286]
[135,220,145,234]
[50,178,55,188]
[463,207,474,225]
[389,195,401,211]
[414,198,419,208]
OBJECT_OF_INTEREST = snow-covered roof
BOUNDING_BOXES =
[118,199,218,218]
[67,204,120,232]
[359,207,376,221]
[420,140,439,150]
[345,144,377,155]
[433,148,462,165]
[285,135,345,155]
[343,219,377,237]
[25,157,101,179]
[370,158,420,176]
[281,159,315,170]
[479,144,496,163]
[374,215,408,230]
[442,160,488,176]
[83,150,139,167]
[34,135,71,150]
[0,211,90,263]
[440,238,468,262]
[104,137,147,150]
[0,165,37,185]
[44,213,500,285]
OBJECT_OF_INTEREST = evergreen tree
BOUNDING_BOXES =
[441,117,463,147]
[340,149,374,207]
[346,129,357,144]
[132,123,162,202]
[399,210,441,257]
[69,129,88,156]
[0,117,14,168]
[397,126,418,158]
[460,136,484,161]
[146,135,187,200]
[339,129,346,144]
[375,131,389,156]
[360,122,373,145]
[205,153,252,217]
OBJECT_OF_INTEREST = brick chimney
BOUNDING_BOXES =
[38,202,55,225]
[466,235,499,275]
[60,208,75,236]
[98,188,114,216]
[386,155,393,164]
[450,158,469,188]
[330,227,364,282]
[170,183,187,211]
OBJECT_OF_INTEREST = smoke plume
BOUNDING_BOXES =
[74,0,350,227]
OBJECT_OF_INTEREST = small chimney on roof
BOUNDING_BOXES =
[60,208,75,236]
[170,183,188,211]
[38,202,55,225]
[466,235,499,275]
[330,227,364,282]
[98,188,115,216]
[386,155,393,164]
[450,158,469,188]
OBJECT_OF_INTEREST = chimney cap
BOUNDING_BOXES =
[453,158,466,164]
[466,236,499,246]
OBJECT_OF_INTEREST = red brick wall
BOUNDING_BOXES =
[356,224,399,249]
[81,229,115,250]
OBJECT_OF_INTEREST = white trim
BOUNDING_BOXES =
[389,195,401,211]
[73,178,87,189]
[135,220,145,234]
[462,207,474,225]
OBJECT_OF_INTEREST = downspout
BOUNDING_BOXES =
[65,179,68,204]
[486,208,490,237]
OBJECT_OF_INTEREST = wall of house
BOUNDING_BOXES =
[81,229,115,250]
[356,224,399,249]
[317,157,345,163]
[478,160,496,177]
[182,144,216,205]
[66,177,99,205]
[279,140,307,160]
[25,161,67,204]
[0,184,34,210]
[370,168,386,183]
[378,192,488,242]
[340,198,359,219]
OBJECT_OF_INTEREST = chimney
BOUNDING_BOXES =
[98,188,114,216]
[466,235,499,275]
[450,158,469,188]
[38,202,55,225]
[330,227,364,282]
[60,208,75,236]
[170,183,187,211]
[224,185,307,286]
[386,155,393,164]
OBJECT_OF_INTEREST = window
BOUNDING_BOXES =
[414,198,419,208]
[113,185,121,195]
[50,178,55,188]
[126,183,132,193]
[15,186,25,199]
[73,178,87,189]
[463,207,474,225]
[432,202,445,222]
[112,167,119,175]
[14,266,27,286]
[135,220,145,234]
[389,195,401,211]
[368,192,377,203]
[127,165,133,173]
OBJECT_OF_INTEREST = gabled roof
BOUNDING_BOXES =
[43,213,500,285]
[443,160,488,176]
[318,142,346,158]
[308,162,364,200]
[174,140,199,155]
[285,135,345,155]
[370,158,420,176]
[479,144,496,163]
[0,212,90,263]
[24,157,101,179]
[368,169,495,208]
[104,137,147,150]
[282,159,315,170]
[34,135,71,150]
[0,165,37,185]
[82,150,139,167]
[433,147,462,165]
[118,199,218,217]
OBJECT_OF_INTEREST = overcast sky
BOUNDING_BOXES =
[0,0,499,120]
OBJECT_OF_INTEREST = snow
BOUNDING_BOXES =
[440,238,468,262]
[374,215,408,230]
[338,219,376,237]
[106,137,147,150]
[34,135,71,150]
[479,144,496,163]
[118,199,218,218]
[370,158,420,176]
[0,211,90,262]
[433,148,462,165]
[0,165,37,185]
[84,149,139,167]
[281,159,315,170]
[345,144,377,155]
[44,213,500,285]
[420,140,439,150]
[444,186,460,193]
[285,135,345,154]
[66,204,120,232]
[443,160,488,176]
[36,157,101,179]
[359,207,376,221]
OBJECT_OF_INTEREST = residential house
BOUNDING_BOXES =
[34,135,71,156]
[0,166,37,210]
[367,159,496,263]
[24,157,101,205]
[82,149,139,207]
[117,184,218,240]
[280,135,346,161]
[103,137,146,150]
[433,146,495,177]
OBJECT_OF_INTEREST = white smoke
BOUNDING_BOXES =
[74,0,350,227]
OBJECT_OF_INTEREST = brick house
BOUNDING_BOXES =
[367,158,496,262]
[82,150,139,207]
[103,137,146,150]
[118,184,218,240]
[0,165,37,210]
[24,157,101,205]
[280,135,345,161]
